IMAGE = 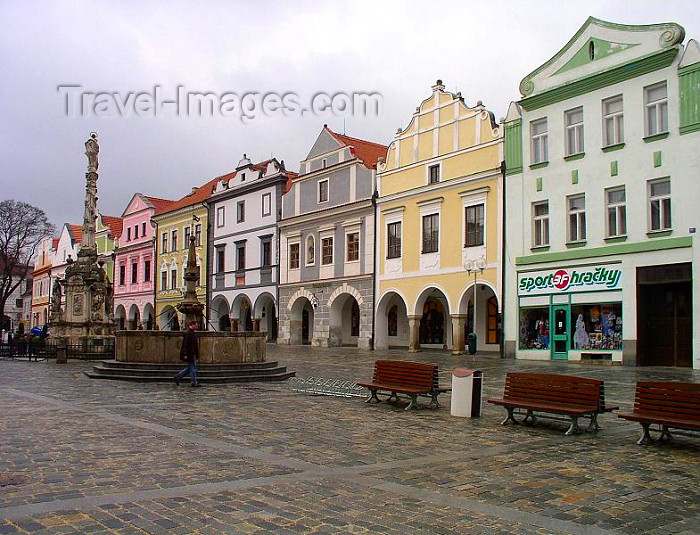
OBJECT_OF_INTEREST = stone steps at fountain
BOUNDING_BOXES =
[84,360,295,383]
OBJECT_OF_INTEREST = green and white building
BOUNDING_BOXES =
[504,18,700,368]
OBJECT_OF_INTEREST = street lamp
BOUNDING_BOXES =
[464,257,487,354]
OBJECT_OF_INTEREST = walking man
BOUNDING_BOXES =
[175,320,200,387]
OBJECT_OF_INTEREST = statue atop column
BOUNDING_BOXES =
[81,132,99,252]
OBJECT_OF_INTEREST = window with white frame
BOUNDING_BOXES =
[171,229,177,251]
[649,178,671,231]
[346,232,359,262]
[318,179,329,203]
[567,194,586,242]
[532,201,550,247]
[387,222,401,259]
[428,164,440,184]
[645,82,668,136]
[161,270,167,291]
[289,242,300,269]
[141,222,146,237]
[195,224,202,246]
[565,107,584,156]
[216,247,225,273]
[530,118,548,164]
[321,237,333,265]
[170,268,177,290]
[306,235,315,265]
[236,200,245,223]
[161,232,168,253]
[606,187,627,237]
[602,95,624,146]
[422,214,439,253]
[465,204,484,247]
[262,192,271,216]
[184,226,191,248]
[216,206,225,228]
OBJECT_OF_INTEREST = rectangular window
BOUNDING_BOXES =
[134,225,139,239]
[387,222,401,259]
[262,192,272,216]
[141,222,146,237]
[126,227,131,241]
[532,202,550,247]
[171,230,177,252]
[606,187,627,237]
[131,262,138,283]
[519,308,550,350]
[144,260,151,282]
[602,95,624,146]
[236,242,245,272]
[195,224,202,246]
[184,227,191,248]
[318,179,329,203]
[465,204,484,247]
[161,232,167,253]
[645,82,668,136]
[216,206,225,228]
[119,265,125,286]
[346,232,359,262]
[530,118,548,164]
[571,303,623,350]
[289,243,300,269]
[422,214,439,253]
[567,194,586,242]
[322,237,334,264]
[171,269,177,290]
[565,107,584,156]
[428,164,440,184]
[261,239,272,267]
[649,178,671,231]
[216,248,225,273]
[236,201,245,223]
[161,270,167,291]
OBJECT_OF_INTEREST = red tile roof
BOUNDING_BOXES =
[160,175,221,214]
[52,238,60,250]
[145,196,177,215]
[68,224,82,244]
[101,216,123,239]
[325,125,388,169]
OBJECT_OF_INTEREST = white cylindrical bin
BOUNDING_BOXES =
[450,368,483,417]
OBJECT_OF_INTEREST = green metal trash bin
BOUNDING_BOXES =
[467,332,477,355]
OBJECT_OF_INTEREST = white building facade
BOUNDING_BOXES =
[207,156,292,340]
[504,18,700,368]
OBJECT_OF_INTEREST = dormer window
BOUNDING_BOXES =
[588,41,595,60]
[322,158,327,169]
[241,173,246,182]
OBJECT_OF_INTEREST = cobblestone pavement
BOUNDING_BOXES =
[1,346,700,534]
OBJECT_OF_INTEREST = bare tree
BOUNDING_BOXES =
[0,200,55,327]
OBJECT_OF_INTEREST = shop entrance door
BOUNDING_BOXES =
[551,305,570,360]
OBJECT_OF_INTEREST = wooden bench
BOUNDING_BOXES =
[357,360,448,410]
[618,381,700,444]
[487,372,617,435]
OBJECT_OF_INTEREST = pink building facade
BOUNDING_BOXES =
[113,194,173,330]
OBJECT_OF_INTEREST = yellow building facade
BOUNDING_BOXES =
[375,81,503,353]
[153,182,213,330]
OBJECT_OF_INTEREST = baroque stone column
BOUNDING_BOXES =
[451,314,467,354]
[408,315,421,353]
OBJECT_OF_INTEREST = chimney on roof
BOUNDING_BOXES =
[191,187,197,195]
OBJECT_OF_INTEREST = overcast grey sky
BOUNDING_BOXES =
[1,1,698,229]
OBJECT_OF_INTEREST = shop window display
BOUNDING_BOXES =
[571,303,622,350]
[519,308,550,349]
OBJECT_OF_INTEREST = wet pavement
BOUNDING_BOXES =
[1,346,699,534]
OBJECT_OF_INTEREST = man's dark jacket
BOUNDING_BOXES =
[180,328,199,363]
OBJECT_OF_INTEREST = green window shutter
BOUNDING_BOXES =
[680,63,700,134]
[505,119,523,175]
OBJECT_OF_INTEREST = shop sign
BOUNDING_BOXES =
[518,265,622,296]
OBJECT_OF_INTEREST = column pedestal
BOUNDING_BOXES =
[408,315,421,353]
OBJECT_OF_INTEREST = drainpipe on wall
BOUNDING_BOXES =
[204,201,213,331]
[152,220,158,329]
[500,159,506,358]
[371,167,379,351]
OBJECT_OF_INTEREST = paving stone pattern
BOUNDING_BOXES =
[1,346,700,534]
